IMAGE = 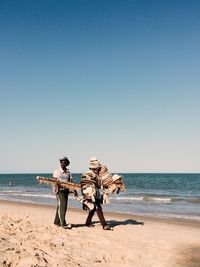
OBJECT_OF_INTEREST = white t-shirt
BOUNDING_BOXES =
[53,167,72,182]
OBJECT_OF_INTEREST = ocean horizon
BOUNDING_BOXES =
[0,173,200,221]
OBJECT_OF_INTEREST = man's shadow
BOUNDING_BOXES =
[107,219,144,228]
[73,219,144,228]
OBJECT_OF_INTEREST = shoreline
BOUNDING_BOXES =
[1,199,200,229]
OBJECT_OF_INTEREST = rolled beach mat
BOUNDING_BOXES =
[99,165,113,187]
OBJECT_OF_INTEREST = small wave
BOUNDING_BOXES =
[0,193,55,199]
[110,210,200,222]
[111,195,200,204]
[111,196,172,203]
[113,196,144,201]
[143,196,172,203]
[188,198,200,204]
[170,197,200,204]
[0,190,25,194]
[1,191,199,205]
[156,213,200,221]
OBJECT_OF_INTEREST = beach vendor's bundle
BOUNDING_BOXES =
[80,171,97,197]
[36,176,81,191]
[108,174,126,194]
[99,165,113,188]
[80,171,97,210]
[98,166,126,194]
[99,170,126,205]
[80,168,126,209]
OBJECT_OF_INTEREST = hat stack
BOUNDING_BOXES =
[89,157,101,169]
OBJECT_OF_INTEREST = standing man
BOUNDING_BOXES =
[81,157,111,230]
[53,156,77,229]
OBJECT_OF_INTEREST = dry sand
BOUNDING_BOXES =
[0,200,200,267]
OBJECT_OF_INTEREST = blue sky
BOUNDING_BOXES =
[0,0,200,173]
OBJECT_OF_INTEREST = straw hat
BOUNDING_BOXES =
[112,174,122,182]
[89,157,101,169]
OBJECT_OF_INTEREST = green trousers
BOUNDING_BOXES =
[54,189,69,226]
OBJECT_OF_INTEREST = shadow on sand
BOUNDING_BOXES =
[107,219,144,228]
[72,219,144,229]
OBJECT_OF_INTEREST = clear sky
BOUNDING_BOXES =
[0,0,200,173]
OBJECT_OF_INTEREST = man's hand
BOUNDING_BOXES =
[73,190,78,197]
[56,180,61,188]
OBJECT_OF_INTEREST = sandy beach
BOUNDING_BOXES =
[0,200,200,267]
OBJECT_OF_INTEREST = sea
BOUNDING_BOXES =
[0,173,200,221]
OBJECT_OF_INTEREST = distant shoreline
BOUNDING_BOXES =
[1,173,199,224]
[1,199,199,229]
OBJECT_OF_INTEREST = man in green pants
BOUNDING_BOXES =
[53,156,77,229]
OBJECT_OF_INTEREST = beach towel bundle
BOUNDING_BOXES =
[98,165,113,188]
[97,166,126,193]
[80,169,126,209]
[80,171,97,211]
[100,173,126,205]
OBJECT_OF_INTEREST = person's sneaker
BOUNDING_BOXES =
[62,224,72,229]
[103,225,112,230]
